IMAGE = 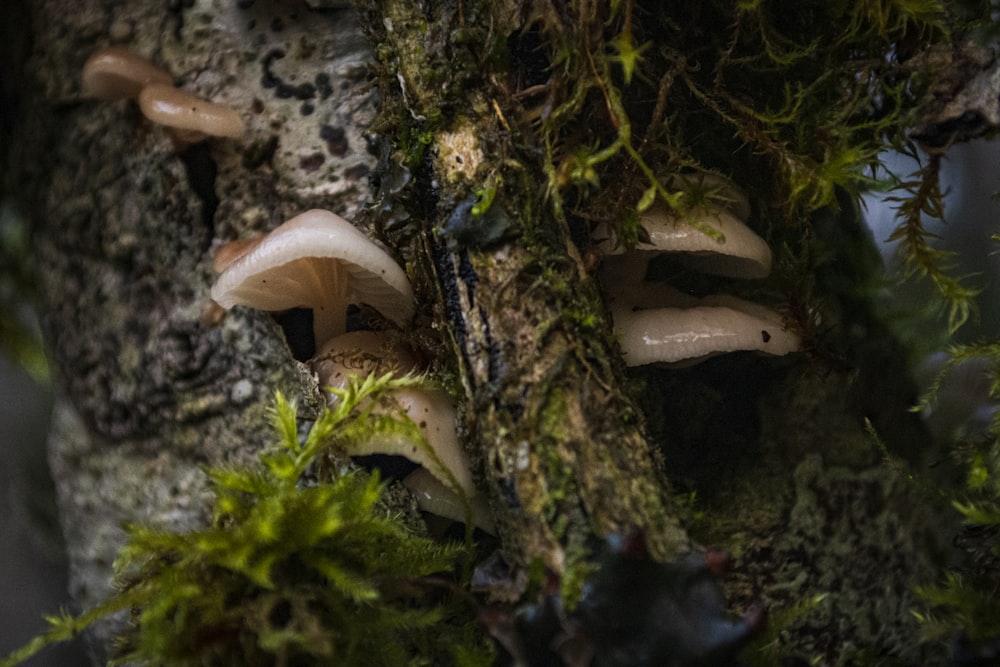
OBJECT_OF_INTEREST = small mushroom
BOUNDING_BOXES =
[138,82,246,143]
[210,209,415,350]
[81,46,174,100]
[311,331,476,498]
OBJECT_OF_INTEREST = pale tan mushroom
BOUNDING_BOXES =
[597,201,773,290]
[81,46,174,100]
[611,302,800,366]
[210,210,415,350]
[311,331,476,498]
[138,82,246,143]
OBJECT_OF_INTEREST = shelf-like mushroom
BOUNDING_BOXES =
[596,201,773,291]
[612,302,800,366]
[210,209,415,350]
[81,47,174,100]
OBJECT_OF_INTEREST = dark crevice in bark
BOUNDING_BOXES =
[179,142,220,242]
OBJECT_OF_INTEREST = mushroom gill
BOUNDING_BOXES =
[210,209,415,351]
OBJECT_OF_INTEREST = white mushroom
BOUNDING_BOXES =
[138,82,246,142]
[311,332,476,498]
[81,46,174,100]
[210,209,415,350]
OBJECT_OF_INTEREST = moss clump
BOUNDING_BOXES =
[1,376,493,667]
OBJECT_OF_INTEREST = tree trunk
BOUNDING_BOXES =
[5,0,960,664]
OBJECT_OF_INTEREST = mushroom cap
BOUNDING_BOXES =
[81,47,174,100]
[597,203,772,280]
[138,82,246,139]
[211,209,415,347]
[312,331,475,497]
[612,302,800,366]
[311,331,420,393]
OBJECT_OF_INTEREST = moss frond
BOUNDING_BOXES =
[884,153,979,333]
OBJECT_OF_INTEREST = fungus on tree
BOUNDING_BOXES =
[81,46,174,100]
[597,179,799,366]
[311,331,477,499]
[210,209,415,351]
[137,82,246,143]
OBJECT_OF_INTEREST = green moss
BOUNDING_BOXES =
[910,342,1000,644]
[2,377,492,667]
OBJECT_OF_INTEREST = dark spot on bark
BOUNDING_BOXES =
[275,82,316,101]
[320,124,349,156]
[294,82,316,100]
[299,152,325,172]
[430,238,467,352]
[246,18,256,30]
[251,98,265,114]
[242,135,279,169]
[260,49,285,89]
[270,16,285,31]
[314,72,333,99]
[762,330,771,343]
[300,102,315,116]
[458,250,478,308]
[236,0,254,8]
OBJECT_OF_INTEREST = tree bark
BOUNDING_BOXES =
[5,0,959,664]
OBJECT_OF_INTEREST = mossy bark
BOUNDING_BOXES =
[355,0,688,575]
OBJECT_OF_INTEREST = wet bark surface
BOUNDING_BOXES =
[6,0,957,664]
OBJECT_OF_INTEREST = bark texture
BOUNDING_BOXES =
[356,0,688,574]
[6,0,958,664]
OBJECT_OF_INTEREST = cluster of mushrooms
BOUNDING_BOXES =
[596,174,800,367]
[210,209,495,533]
[81,45,800,535]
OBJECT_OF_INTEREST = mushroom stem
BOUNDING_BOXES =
[310,260,350,348]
